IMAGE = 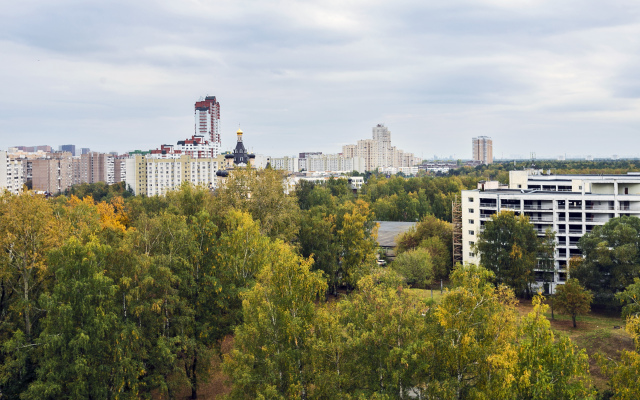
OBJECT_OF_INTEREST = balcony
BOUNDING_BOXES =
[480,202,497,208]
[523,205,553,211]
[528,217,553,223]
[500,204,520,210]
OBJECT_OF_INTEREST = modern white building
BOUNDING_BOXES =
[462,169,640,293]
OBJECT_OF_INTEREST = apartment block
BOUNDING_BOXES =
[31,152,74,194]
[125,154,225,196]
[472,136,493,164]
[342,124,421,172]
[1,151,26,195]
[462,170,640,293]
[270,156,299,172]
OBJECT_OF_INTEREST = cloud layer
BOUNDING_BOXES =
[1,0,639,159]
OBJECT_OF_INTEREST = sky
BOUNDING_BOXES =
[1,0,640,160]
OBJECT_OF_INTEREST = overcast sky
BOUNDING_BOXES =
[1,0,639,159]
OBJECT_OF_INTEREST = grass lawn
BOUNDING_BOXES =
[406,287,446,303]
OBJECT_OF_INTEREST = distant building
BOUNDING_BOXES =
[342,124,420,172]
[59,144,76,156]
[31,152,73,194]
[125,154,224,196]
[216,129,256,179]
[194,95,221,150]
[0,150,26,195]
[472,136,493,164]
[270,156,299,172]
[81,148,91,155]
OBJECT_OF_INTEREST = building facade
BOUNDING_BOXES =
[462,170,640,293]
[342,124,420,172]
[472,136,493,164]
[125,154,224,196]
[194,96,221,149]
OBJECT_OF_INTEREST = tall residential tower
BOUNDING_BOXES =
[472,136,493,164]
[194,96,221,147]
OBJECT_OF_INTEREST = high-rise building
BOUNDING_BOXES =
[59,144,76,156]
[342,124,420,172]
[31,152,73,194]
[194,96,221,147]
[472,136,493,164]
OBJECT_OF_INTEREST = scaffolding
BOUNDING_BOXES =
[452,195,463,266]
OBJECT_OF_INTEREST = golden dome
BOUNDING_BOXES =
[236,128,243,135]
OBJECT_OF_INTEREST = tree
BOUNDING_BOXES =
[223,242,326,399]
[574,216,640,306]
[318,269,425,398]
[214,168,301,242]
[396,214,453,280]
[23,238,144,400]
[417,264,519,399]
[513,294,593,399]
[391,248,434,288]
[554,279,593,328]
[0,191,60,397]
[475,211,540,296]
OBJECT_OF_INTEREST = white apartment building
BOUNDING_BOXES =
[462,170,640,293]
[270,156,299,172]
[0,151,26,195]
[125,154,224,196]
[306,154,366,173]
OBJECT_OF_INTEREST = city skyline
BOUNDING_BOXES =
[1,1,640,158]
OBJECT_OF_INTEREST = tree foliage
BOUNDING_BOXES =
[475,211,541,296]
[391,248,433,288]
[554,279,593,328]
[575,216,640,306]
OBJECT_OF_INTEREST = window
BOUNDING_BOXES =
[468,197,474,202]
[468,230,475,235]
[517,184,522,188]
[468,219,474,224]
[469,241,475,246]
[469,208,474,213]
[469,252,475,257]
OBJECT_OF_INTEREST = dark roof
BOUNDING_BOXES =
[375,221,417,248]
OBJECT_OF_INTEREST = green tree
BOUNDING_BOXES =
[0,191,60,397]
[24,238,144,400]
[320,269,424,398]
[554,279,593,328]
[574,216,640,306]
[416,264,519,399]
[391,247,434,288]
[396,214,453,279]
[214,168,300,242]
[513,294,593,399]
[223,242,326,399]
[475,211,540,296]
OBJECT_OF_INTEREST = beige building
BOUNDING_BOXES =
[342,124,420,172]
[31,152,74,194]
[125,154,225,196]
[472,136,493,164]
